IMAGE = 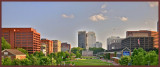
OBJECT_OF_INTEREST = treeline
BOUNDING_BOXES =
[2,50,76,66]
[119,48,158,65]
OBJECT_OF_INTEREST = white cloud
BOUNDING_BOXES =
[101,10,107,13]
[148,2,158,7]
[101,4,106,9]
[62,14,74,18]
[89,14,106,22]
[120,17,128,22]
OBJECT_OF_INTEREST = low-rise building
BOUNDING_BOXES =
[41,38,53,55]
[1,49,26,60]
[61,42,71,52]
[95,42,102,48]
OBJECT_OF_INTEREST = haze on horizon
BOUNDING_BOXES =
[2,2,158,49]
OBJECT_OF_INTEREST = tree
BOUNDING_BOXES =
[76,51,81,58]
[20,58,32,65]
[132,52,145,65]
[107,53,110,60]
[40,56,52,65]
[1,37,11,50]
[119,56,131,65]
[2,57,12,65]
[12,58,21,65]
[114,52,117,57]
[131,48,146,65]
[144,51,158,65]
[71,47,83,54]
[17,48,28,54]
[89,47,105,54]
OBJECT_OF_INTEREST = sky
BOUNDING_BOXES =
[2,2,158,49]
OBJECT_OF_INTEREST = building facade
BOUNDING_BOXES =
[121,37,154,51]
[78,31,87,49]
[61,42,71,52]
[107,36,124,50]
[86,32,96,48]
[2,28,41,54]
[41,43,47,56]
[1,49,26,60]
[95,42,102,48]
[53,40,61,53]
[41,38,53,55]
[126,30,158,48]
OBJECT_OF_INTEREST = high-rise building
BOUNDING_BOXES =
[107,36,124,50]
[121,37,154,51]
[126,30,158,48]
[95,42,102,48]
[41,38,53,55]
[78,31,87,49]
[2,28,40,54]
[61,42,71,52]
[86,32,96,48]
[53,40,61,53]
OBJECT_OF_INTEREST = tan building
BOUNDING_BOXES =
[126,30,159,48]
[1,49,26,60]
[53,40,61,53]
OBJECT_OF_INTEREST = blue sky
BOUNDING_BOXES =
[2,2,158,49]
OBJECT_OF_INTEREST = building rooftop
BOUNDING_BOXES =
[2,49,26,55]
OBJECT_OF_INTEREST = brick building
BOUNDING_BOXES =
[41,38,53,55]
[2,28,40,54]
[53,40,61,53]
[61,42,71,52]
[1,49,26,60]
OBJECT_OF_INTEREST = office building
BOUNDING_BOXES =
[121,37,154,51]
[86,32,96,48]
[78,31,87,49]
[53,40,61,53]
[61,42,71,52]
[95,42,102,48]
[126,30,158,48]
[107,36,124,50]
[41,38,53,55]
[2,28,40,54]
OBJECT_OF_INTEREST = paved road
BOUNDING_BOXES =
[100,59,120,66]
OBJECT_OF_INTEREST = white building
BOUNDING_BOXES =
[107,36,124,50]
[86,31,96,48]
[95,42,102,48]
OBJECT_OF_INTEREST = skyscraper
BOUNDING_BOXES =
[86,31,96,48]
[78,31,87,49]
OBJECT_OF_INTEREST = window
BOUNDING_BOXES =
[4,52,8,55]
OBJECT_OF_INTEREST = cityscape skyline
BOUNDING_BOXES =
[2,2,158,49]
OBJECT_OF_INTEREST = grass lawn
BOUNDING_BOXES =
[69,59,113,66]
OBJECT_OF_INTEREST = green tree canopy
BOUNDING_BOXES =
[119,56,131,65]
[1,37,11,50]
